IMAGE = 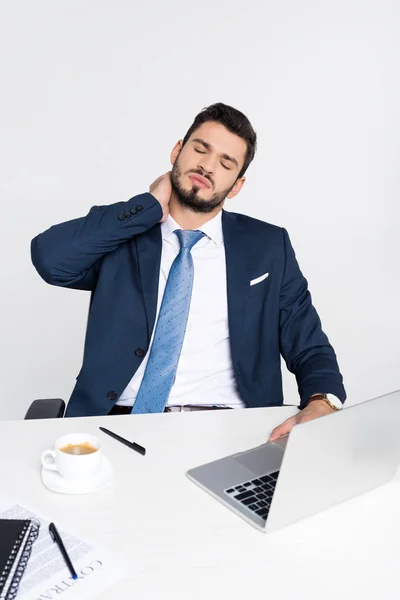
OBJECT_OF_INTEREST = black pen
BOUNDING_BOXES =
[49,523,78,580]
[99,426,146,456]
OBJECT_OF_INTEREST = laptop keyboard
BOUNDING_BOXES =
[224,471,280,521]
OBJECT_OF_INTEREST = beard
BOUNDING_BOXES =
[171,159,235,214]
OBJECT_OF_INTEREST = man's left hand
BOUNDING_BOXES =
[268,399,336,442]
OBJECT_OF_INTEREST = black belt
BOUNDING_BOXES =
[164,405,232,412]
[108,405,232,415]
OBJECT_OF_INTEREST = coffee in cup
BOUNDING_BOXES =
[60,442,98,455]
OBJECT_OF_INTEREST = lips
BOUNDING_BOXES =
[189,174,211,189]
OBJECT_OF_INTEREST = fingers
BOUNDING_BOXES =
[268,417,295,442]
[150,172,170,189]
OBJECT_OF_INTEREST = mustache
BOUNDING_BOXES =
[186,169,214,188]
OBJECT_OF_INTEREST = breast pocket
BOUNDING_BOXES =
[248,271,270,298]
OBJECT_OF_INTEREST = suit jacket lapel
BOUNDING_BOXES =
[135,224,162,342]
[222,210,248,364]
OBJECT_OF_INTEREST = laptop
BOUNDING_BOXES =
[186,390,400,534]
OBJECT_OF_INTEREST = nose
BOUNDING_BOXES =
[197,153,217,176]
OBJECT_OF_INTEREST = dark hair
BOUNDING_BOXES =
[182,102,257,178]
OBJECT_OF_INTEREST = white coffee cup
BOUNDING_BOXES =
[41,433,102,480]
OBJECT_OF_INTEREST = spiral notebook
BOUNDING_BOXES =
[0,519,40,600]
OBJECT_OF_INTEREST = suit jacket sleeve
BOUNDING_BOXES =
[31,193,162,291]
[279,228,346,408]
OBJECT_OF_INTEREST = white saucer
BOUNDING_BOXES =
[41,455,113,494]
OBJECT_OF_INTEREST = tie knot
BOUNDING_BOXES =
[175,229,205,251]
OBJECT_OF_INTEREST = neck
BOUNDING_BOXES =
[169,192,223,230]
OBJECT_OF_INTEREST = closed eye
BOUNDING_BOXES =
[194,148,231,169]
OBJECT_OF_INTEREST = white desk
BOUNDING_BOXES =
[1,407,400,600]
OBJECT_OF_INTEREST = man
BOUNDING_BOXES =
[31,102,346,439]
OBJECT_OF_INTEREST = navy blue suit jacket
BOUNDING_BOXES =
[31,193,346,417]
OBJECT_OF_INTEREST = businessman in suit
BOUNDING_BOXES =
[31,102,346,439]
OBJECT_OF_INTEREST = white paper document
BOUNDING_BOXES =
[0,498,123,600]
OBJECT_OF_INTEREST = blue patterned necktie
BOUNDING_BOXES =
[131,229,205,414]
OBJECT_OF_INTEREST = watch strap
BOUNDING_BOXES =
[307,394,341,411]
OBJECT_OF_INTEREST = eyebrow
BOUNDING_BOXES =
[192,138,239,169]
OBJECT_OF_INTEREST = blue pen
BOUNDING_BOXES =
[49,522,78,580]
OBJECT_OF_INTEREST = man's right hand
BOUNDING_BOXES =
[149,172,172,223]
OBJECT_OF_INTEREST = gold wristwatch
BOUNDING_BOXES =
[307,393,341,411]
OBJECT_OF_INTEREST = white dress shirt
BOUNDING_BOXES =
[117,212,246,409]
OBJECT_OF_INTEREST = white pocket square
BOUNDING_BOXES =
[250,272,269,286]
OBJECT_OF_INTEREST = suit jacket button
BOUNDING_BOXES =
[118,214,125,221]
[107,391,117,401]
[130,208,137,215]
[135,348,145,358]
[136,205,143,212]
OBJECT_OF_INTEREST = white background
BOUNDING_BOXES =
[0,0,399,420]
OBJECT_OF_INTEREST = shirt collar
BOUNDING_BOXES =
[161,211,224,247]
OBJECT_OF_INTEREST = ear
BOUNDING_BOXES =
[170,140,183,165]
[226,177,246,199]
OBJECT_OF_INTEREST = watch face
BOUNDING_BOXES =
[327,394,343,409]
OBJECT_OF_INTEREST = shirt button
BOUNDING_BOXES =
[107,391,117,401]
[136,205,143,212]
[118,214,125,221]
[130,208,137,215]
[135,348,145,358]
